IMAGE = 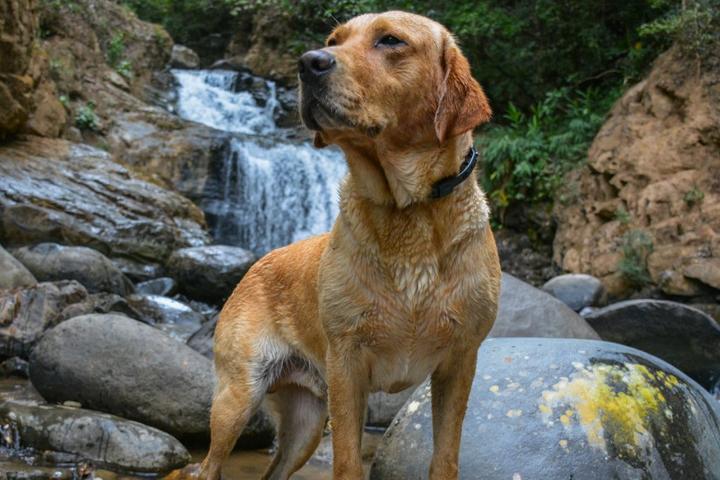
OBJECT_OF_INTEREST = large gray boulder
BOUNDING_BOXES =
[371,338,720,480]
[12,243,134,296]
[28,314,273,446]
[541,273,605,312]
[489,273,599,339]
[585,300,720,388]
[167,245,256,303]
[0,280,88,358]
[0,244,36,289]
[0,400,190,474]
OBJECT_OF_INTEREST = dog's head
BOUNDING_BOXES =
[299,11,491,148]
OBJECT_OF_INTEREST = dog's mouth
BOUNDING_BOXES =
[300,91,355,132]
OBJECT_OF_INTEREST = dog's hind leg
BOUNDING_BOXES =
[198,380,264,480]
[262,385,328,480]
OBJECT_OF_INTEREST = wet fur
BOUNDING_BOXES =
[167,11,501,480]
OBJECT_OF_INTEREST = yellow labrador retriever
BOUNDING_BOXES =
[170,10,501,480]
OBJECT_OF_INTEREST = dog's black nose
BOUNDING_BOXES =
[298,50,336,82]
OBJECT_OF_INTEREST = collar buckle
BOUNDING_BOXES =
[430,146,478,199]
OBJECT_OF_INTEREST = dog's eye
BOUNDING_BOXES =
[376,35,405,47]
[327,38,337,47]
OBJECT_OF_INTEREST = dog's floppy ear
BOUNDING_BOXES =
[314,132,328,148]
[434,36,492,143]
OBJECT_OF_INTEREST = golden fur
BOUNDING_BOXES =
[168,10,501,480]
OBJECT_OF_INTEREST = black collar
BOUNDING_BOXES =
[430,146,478,199]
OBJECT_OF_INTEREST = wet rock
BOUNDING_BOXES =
[0,400,190,474]
[29,314,273,446]
[61,292,143,321]
[0,245,36,289]
[170,45,200,69]
[371,338,720,480]
[28,314,212,438]
[584,300,720,388]
[367,391,413,428]
[136,277,177,297]
[167,245,256,303]
[0,137,210,262]
[127,294,205,341]
[0,281,88,359]
[107,109,233,201]
[111,257,165,283]
[542,274,605,312]
[0,460,78,479]
[186,314,216,359]
[0,357,29,378]
[12,243,134,296]
[489,273,599,339]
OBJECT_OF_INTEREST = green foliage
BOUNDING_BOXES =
[105,32,134,79]
[222,0,670,111]
[122,0,233,48]
[75,102,98,131]
[684,186,705,207]
[58,95,70,109]
[617,230,654,287]
[614,206,632,225]
[106,32,126,67]
[639,0,720,61]
[477,87,619,216]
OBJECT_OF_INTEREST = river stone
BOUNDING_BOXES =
[0,400,190,474]
[136,277,177,296]
[584,300,720,388]
[111,256,165,283]
[0,461,77,479]
[127,294,205,341]
[171,45,200,69]
[371,338,720,480]
[28,314,273,446]
[59,292,143,322]
[489,273,599,339]
[0,245,36,289]
[541,273,605,312]
[367,391,414,427]
[0,280,88,358]
[167,245,256,303]
[186,313,217,359]
[28,314,212,438]
[12,243,134,296]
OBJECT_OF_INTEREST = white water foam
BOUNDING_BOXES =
[171,69,346,254]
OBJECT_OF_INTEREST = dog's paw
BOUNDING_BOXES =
[163,463,202,480]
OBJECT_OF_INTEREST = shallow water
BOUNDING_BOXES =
[96,432,381,479]
[0,378,380,479]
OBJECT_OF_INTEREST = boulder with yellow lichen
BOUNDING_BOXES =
[372,338,720,480]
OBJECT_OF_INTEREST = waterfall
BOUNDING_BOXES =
[171,69,346,254]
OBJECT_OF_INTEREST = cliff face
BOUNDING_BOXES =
[0,0,40,138]
[0,0,174,141]
[553,48,720,297]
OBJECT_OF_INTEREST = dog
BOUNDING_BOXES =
[171,10,501,480]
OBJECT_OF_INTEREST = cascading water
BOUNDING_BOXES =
[171,69,346,254]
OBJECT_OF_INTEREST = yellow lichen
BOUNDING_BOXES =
[537,362,679,453]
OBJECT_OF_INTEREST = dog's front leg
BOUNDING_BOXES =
[327,346,369,480]
[428,345,479,480]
